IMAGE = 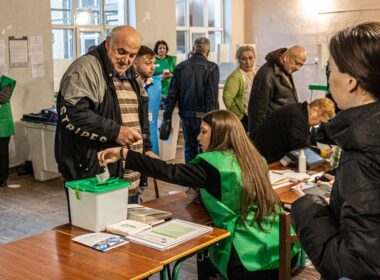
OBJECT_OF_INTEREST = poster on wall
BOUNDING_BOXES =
[0,39,8,75]
[9,36,28,68]
[29,36,45,78]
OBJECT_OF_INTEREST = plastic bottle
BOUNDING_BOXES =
[298,149,307,173]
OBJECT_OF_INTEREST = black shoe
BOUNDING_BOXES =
[0,181,7,188]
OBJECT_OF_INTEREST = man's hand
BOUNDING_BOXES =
[145,151,159,159]
[0,85,12,104]
[116,126,142,146]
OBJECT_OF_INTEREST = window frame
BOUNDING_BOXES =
[176,0,224,56]
[51,0,127,59]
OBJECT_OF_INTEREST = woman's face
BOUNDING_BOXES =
[157,44,167,57]
[238,50,255,72]
[328,56,356,110]
[197,121,212,152]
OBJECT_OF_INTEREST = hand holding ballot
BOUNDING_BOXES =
[98,147,127,165]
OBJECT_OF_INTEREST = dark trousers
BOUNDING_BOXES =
[63,181,72,223]
[0,137,10,185]
[181,117,202,163]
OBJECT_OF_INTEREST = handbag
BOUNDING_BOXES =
[159,119,172,140]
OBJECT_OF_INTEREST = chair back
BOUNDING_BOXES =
[279,211,297,280]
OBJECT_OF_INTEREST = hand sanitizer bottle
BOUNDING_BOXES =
[298,149,307,173]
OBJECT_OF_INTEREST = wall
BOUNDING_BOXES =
[132,0,176,56]
[244,0,380,102]
[0,0,54,166]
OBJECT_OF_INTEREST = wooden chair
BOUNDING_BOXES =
[153,178,160,198]
[279,211,320,280]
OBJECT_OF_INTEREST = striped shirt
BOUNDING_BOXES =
[114,78,143,196]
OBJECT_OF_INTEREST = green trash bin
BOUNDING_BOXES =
[66,177,131,232]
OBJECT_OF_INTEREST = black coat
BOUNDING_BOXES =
[250,102,309,163]
[248,48,299,133]
[291,102,380,279]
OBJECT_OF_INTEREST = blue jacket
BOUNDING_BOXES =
[163,53,219,119]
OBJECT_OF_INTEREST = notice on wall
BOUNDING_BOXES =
[9,36,28,68]
[0,40,7,75]
[29,36,45,78]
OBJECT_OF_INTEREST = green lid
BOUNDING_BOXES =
[65,177,131,193]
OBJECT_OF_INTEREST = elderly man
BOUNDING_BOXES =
[250,98,335,163]
[248,45,307,134]
[55,26,153,216]
[163,37,219,163]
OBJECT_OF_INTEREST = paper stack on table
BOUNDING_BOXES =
[269,170,310,189]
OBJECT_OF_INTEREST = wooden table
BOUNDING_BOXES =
[55,223,230,280]
[0,230,163,280]
[269,161,331,205]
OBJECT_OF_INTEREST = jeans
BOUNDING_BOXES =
[181,117,202,163]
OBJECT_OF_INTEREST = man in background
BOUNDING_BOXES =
[0,75,16,188]
[163,37,219,163]
[248,45,307,134]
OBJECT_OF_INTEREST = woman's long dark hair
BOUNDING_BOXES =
[202,110,281,230]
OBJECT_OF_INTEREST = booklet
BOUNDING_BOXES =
[106,219,152,236]
[269,170,310,189]
[128,219,212,251]
[127,204,172,225]
[72,233,129,252]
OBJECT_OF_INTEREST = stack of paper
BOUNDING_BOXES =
[128,204,172,225]
[269,170,310,189]
[128,219,212,251]
[106,219,152,236]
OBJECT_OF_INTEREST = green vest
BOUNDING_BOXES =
[153,55,176,97]
[192,151,300,279]
[0,75,16,137]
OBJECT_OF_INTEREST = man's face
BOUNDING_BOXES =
[106,36,140,75]
[282,54,306,74]
[134,55,156,79]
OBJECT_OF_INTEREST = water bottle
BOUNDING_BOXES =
[298,149,307,173]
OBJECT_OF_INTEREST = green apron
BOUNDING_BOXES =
[192,151,300,278]
[0,75,16,137]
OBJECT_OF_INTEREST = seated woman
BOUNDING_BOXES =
[153,40,177,105]
[98,110,299,279]
[291,22,380,279]
[223,45,256,131]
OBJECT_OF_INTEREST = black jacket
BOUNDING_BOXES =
[163,53,219,119]
[250,102,309,163]
[248,48,299,133]
[55,42,151,181]
[291,102,380,279]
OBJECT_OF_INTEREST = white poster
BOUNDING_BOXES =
[9,36,28,68]
[29,36,45,78]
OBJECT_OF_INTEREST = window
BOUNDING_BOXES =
[176,0,223,60]
[51,0,127,59]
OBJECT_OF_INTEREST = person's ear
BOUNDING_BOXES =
[347,76,358,93]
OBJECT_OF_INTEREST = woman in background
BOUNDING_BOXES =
[291,21,380,279]
[153,40,177,105]
[99,110,299,280]
[223,45,256,131]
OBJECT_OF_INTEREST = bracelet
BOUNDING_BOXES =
[119,146,125,160]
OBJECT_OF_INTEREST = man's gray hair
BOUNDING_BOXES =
[193,37,211,54]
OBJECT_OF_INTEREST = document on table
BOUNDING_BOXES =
[269,170,311,189]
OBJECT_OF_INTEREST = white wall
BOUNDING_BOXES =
[244,0,380,102]
[0,0,54,166]
[133,0,177,56]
